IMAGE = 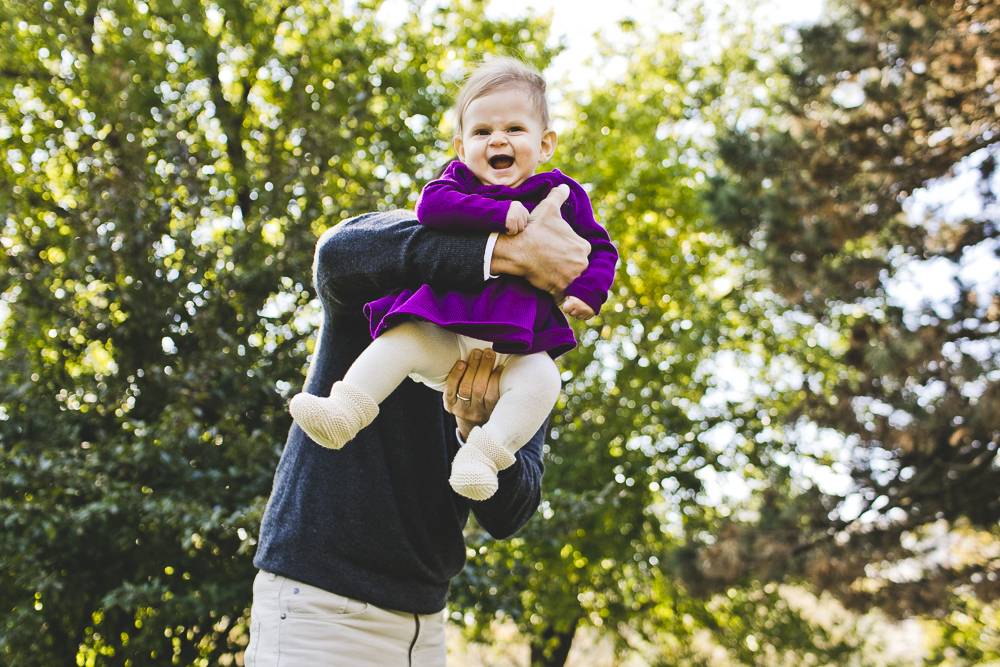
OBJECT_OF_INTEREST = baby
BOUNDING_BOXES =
[290,56,618,500]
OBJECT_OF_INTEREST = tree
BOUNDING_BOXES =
[8,0,995,663]
[0,1,557,664]
[706,0,1000,636]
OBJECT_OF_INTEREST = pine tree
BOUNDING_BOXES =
[707,0,1000,623]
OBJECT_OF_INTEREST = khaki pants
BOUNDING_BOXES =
[245,572,446,667]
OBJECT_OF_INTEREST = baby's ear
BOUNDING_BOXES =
[538,129,557,163]
[454,136,466,162]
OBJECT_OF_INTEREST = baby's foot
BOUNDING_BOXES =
[289,382,378,449]
[449,427,516,500]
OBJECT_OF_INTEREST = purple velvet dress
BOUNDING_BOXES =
[364,161,618,359]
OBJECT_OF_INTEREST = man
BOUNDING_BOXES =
[246,185,589,666]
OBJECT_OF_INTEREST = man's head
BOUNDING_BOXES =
[452,57,557,188]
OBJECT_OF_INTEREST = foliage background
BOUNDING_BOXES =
[1,0,998,665]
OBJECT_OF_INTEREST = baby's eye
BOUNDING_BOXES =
[508,126,525,133]
[474,129,490,136]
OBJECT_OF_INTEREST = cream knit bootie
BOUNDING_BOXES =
[449,427,517,500]
[289,382,379,450]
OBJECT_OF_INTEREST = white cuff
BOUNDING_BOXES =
[484,232,499,281]
[456,427,467,447]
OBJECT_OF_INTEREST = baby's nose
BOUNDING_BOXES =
[489,132,507,145]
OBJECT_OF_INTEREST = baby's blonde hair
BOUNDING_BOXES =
[452,56,551,137]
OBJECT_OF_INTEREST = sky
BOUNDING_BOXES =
[372,0,828,92]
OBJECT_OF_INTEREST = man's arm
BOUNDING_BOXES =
[441,349,543,538]
[313,209,487,313]
[317,187,592,313]
[469,424,545,539]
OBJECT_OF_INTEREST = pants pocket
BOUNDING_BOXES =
[282,579,369,616]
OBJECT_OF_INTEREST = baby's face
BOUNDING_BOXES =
[455,87,556,188]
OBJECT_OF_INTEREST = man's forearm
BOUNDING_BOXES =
[489,233,527,278]
[470,423,545,539]
[314,210,488,312]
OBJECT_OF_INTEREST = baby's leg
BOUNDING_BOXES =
[343,320,462,403]
[483,352,562,451]
[450,352,561,500]
[290,321,461,449]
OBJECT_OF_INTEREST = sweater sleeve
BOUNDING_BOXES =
[313,209,488,314]
[416,178,511,233]
[560,179,619,314]
[468,421,545,539]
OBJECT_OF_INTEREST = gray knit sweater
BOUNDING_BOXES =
[253,210,545,615]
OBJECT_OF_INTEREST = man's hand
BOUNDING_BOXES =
[491,184,590,298]
[562,295,596,320]
[443,348,502,439]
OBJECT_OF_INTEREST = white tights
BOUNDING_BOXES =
[343,320,561,452]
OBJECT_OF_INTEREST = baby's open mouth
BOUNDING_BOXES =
[489,156,514,170]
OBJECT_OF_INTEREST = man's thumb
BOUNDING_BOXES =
[545,183,570,207]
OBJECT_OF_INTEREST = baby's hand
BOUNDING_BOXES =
[562,296,596,320]
[505,201,529,235]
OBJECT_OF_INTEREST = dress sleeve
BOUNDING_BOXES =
[313,210,488,314]
[416,178,511,233]
[560,180,619,313]
[468,421,545,539]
